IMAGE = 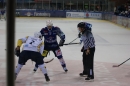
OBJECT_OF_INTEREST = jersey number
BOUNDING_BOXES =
[30,40,35,44]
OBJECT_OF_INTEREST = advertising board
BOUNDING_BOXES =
[66,12,85,18]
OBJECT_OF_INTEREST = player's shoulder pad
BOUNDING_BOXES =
[54,26,60,29]
[54,26,60,30]
[41,28,46,31]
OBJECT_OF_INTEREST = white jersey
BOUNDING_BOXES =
[20,36,44,54]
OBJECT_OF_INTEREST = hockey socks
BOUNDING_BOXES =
[33,64,38,72]
[38,64,47,74]
[58,58,68,72]
[15,63,23,80]
[38,64,50,82]
[15,63,23,75]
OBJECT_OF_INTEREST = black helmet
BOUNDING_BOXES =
[77,22,86,28]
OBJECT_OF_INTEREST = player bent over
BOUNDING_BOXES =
[33,20,68,73]
[15,32,50,82]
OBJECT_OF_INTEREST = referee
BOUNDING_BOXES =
[77,22,95,81]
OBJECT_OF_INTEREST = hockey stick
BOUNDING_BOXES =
[113,58,130,67]
[64,42,80,45]
[44,58,54,63]
[62,37,79,45]
[68,37,79,44]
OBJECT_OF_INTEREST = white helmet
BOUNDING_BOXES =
[34,32,42,39]
[46,20,53,26]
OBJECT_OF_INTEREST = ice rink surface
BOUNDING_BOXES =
[0,17,130,86]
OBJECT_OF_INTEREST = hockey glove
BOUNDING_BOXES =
[59,40,65,46]
[78,33,81,38]
[15,46,20,57]
[81,46,84,52]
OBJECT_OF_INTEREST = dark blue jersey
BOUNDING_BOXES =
[40,26,65,48]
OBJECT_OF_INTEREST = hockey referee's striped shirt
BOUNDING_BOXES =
[81,30,95,50]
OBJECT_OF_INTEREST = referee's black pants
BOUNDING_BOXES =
[82,47,95,79]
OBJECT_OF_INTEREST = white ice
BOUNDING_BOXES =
[0,17,130,65]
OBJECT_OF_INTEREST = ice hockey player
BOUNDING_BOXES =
[33,20,68,73]
[15,32,50,82]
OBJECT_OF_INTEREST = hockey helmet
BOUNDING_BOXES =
[34,32,42,39]
[77,22,86,28]
[46,20,53,26]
